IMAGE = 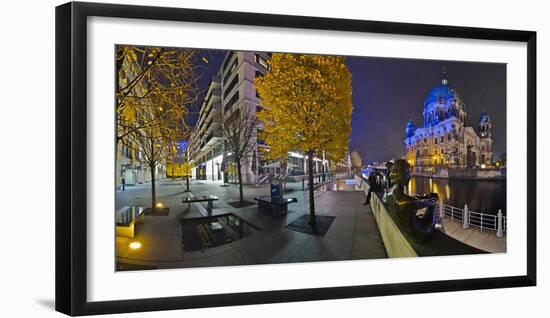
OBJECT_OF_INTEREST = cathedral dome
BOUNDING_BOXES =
[479,111,490,123]
[423,77,462,113]
[424,84,459,111]
[405,119,416,138]
[422,68,465,127]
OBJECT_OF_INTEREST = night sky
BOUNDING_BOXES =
[192,50,506,163]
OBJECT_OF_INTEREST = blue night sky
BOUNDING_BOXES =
[191,50,506,163]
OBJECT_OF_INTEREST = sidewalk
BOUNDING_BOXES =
[440,219,506,253]
[116,177,388,269]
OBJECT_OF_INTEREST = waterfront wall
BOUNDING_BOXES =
[354,175,417,258]
[413,166,506,180]
[370,193,418,258]
[354,174,486,257]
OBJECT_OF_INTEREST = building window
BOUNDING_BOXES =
[223,51,235,71]
[224,91,240,113]
[223,59,238,84]
[255,54,269,70]
[230,58,238,73]
[223,75,239,100]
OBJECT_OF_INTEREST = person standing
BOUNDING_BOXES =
[363,170,378,205]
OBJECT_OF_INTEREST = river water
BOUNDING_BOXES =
[319,176,506,216]
[407,177,506,215]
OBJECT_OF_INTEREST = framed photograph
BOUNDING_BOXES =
[55,1,536,316]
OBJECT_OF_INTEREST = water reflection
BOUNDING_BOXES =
[408,177,506,215]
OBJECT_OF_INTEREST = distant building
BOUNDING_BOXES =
[189,51,272,183]
[115,53,166,189]
[188,75,223,181]
[404,70,493,174]
[189,51,330,184]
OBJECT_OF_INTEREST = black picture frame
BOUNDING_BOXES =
[55,1,536,316]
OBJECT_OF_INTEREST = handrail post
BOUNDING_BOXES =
[480,213,483,232]
[436,200,445,230]
[496,209,504,237]
[463,204,469,228]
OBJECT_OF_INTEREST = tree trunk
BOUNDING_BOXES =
[237,160,244,205]
[186,175,190,192]
[150,165,157,212]
[307,150,316,227]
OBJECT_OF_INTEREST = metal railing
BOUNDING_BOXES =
[441,202,506,237]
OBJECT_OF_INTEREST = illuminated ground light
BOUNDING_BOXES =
[155,202,164,208]
[129,242,142,250]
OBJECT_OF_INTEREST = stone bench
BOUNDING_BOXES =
[182,195,219,210]
[115,206,146,238]
[254,196,297,215]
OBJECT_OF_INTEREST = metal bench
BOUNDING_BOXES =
[254,196,297,215]
[182,195,219,210]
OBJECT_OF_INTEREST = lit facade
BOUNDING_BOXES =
[188,75,224,181]
[189,51,331,184]
[189,51,271,183]
[404,71,493,173]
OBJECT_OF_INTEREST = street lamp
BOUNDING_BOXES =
[184,147,191,192]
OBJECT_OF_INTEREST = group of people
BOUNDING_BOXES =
[362,161,394,205]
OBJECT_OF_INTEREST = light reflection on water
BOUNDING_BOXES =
[407,177,506,215]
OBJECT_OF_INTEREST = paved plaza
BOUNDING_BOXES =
[116,177,388,270]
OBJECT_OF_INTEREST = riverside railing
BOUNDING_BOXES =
[439,201,506,237]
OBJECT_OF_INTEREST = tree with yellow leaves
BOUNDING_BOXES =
[123,94,192,212]
[116,45,201,212]
[255,53,353,227]
[116,45,200,143]
[166,143,194,191]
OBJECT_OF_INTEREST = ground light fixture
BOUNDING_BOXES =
[155,202,164,208]
[129,242,142,250]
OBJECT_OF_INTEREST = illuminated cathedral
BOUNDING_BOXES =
[404,70,493,173]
